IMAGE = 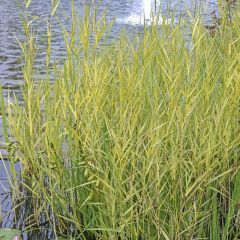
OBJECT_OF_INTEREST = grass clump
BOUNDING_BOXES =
[2,3,240,240]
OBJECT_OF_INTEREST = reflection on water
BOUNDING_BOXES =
[0,0,218,91]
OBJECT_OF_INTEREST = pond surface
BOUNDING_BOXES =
[0,0,218,144]
[0,0,218,234]
[0,0,218,91]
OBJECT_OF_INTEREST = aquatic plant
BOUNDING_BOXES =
[1,1,240,239]
[0,229,20,240]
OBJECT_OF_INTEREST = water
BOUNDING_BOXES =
[0,0,218,143]
[0,0,218,92]
[0,160,20,227]
[0,0,218,234]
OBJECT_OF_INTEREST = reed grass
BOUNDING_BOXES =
[1,2,240,239]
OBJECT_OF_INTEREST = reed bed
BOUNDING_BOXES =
[1,2,240,239]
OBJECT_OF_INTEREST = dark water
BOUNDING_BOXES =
[0,160,20,227]
[0,0,218,235]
